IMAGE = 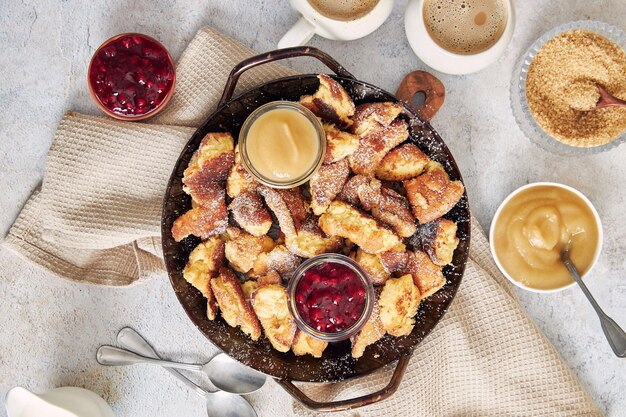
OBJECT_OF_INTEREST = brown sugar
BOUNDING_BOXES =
[526,30,626,147]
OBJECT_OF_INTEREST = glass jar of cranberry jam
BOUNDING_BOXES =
[88,33,175,120]
[287,254,374,342]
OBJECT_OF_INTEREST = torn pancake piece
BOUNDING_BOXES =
[300,74,355,129]
[228,191,272,237]
[379,274,420,337]
[252,282,297,352]
[211,267,262,341]
[182,237,225,320]
[404,161,464,224]
[318,201,401,254]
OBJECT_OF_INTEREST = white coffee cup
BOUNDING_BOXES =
[278,0,395,48]
[404,0,515,75]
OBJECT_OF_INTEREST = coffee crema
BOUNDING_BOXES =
[308,0,379,21]
[423,0,507,55]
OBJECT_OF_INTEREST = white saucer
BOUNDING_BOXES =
[404,0,515,75]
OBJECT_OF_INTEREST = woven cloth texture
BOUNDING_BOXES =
[2,26,602,416]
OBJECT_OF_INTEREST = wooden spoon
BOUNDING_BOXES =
[594,84,626,109]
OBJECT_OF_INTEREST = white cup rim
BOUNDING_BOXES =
[488,182,604,294]
[405,0,515,74]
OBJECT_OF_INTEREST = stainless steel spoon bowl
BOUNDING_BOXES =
[561,243,626,357]
[97,344,266,395]
[114,327,257,417]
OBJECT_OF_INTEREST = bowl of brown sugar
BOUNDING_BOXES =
[511,20,626,154]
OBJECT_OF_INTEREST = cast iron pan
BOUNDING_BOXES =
[162,47,470,411]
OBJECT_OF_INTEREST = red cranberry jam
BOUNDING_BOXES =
[89,34,174,117]
[295,262,367,333]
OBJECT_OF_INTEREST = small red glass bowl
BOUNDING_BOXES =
[287,253,374,343]
[87,33,176,121]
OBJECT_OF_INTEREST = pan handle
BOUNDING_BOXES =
[217,46,356,107]
[395,71,445,121]
[276,353,412,412]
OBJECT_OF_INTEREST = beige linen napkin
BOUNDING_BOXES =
[4,27,294,286]
[3,27,602,416]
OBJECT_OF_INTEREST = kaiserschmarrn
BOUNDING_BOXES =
[171,73,464,360]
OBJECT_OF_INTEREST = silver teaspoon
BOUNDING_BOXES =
[561,243,626,357]
[113,327,257,417]
[96,344,266,395]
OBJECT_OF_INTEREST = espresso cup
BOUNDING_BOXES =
[405,0,515,74]
[278,0,395,48]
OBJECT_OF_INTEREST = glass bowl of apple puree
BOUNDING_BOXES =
[239,101,326,189]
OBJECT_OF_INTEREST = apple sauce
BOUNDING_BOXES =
[492,184,600,290]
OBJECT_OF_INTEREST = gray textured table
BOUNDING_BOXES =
[1,1,625,416]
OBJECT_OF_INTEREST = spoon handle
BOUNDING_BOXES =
[116,328,211,398]
[97,345,204,371]
[563,259,626,357]
[596,84,626,108]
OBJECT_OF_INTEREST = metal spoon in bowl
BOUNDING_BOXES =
[97,343,266,395]
[561,242,626,357]
[112,327,257,417]
[592,84,626,109]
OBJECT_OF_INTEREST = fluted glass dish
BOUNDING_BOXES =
[510,20,626,155]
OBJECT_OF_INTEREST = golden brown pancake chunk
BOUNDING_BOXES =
[183,181,226,207]
[211,267,262,341]
[183,133,234,195]
[224,227,274,273]
[251,245,302,280]
[379,247,410,274]
[258,186,308,237]
[376,143,430,181]
[336,175,369,206]
[348,119,409,176]
[403,250,446,298]
[300,74,355,129]
[257,186,297,237]
[356,178,416,238]
[279,187,309,229]
[227,145,257,198]
[171,184,228,241]
[292,329,328,358]
[183,237,225,320]
[404,161,464,224]
[228,191,272,237]
[323,123,359,164]
[184,239,225,282]
[352,249,389,285]
[286,215,343,258]
[252,283,297,352]
[351,102,404,138]
[310,159,350,216]
[418,219,459,266]
[174,131,232,242]
[351,300,385,358]
[379,274,421,337]
[256,270,283,287]
[318,201,402,254]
